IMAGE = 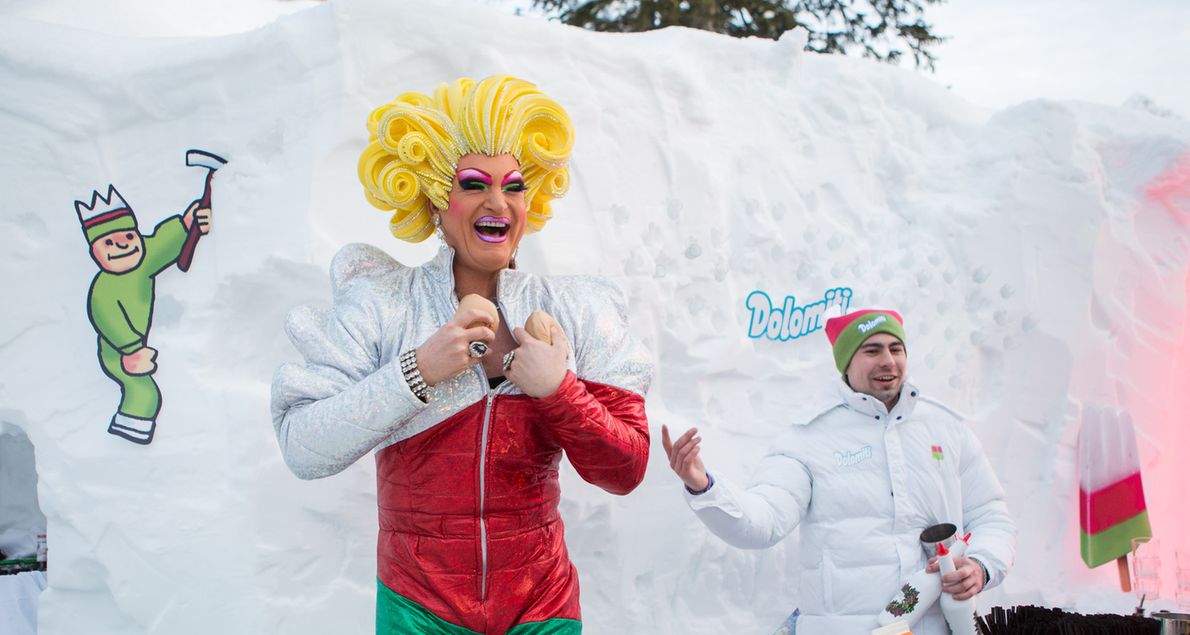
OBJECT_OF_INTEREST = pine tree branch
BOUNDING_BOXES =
[530,0,948,70]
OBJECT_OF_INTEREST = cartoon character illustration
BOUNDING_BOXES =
[75,149,225,445]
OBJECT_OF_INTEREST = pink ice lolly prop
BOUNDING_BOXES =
[1077,406,1152,592]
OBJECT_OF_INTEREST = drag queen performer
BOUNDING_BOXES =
[271,75,652,635]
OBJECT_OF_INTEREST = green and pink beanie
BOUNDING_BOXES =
[824,308,906,374]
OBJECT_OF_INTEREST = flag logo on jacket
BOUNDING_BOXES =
[931,445,944,462]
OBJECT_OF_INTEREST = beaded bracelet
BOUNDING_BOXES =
[970,556,991,587]
[399,349,429,403]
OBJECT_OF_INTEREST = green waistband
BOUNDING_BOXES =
[376,579,581,635]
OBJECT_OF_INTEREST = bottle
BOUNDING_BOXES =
[936,542,977,635]
[950,532,971,558]
[35,534,47,569]
[876,565,941,628]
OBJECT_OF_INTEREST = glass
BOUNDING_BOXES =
[1132,537,1160,601]
[919,523,958,558]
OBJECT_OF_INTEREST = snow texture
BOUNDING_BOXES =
[0,0,1188,633]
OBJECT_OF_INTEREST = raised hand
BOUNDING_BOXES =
[182,200,211,234]
[661,425,709,492]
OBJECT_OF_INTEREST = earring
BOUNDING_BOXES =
[432,212,444,241]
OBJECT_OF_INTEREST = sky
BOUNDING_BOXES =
[4,0,1187,117]
[479,0,1190,118]
[927,0,1190,118]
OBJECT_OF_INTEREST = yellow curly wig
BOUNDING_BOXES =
[358,75,574,243]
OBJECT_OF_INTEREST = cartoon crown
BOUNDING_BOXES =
[75,185,138,243]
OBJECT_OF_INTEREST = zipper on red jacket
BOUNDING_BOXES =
[477,369,513,603]
[477,375,495,602]
[458,281,507,604]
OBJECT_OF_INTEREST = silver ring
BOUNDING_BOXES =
[468,341,488,358]
[502,351,515,372]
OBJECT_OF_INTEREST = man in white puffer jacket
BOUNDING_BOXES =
[662,308,1016,634]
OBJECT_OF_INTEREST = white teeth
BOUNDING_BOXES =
[475,221,508,228]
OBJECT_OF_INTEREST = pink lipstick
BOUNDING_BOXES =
[473,215,511,243]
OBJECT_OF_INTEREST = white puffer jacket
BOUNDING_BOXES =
[686,381,1016,635]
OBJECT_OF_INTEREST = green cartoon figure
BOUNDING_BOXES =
[75,150,224,445]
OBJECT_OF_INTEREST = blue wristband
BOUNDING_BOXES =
[685,472,715,495]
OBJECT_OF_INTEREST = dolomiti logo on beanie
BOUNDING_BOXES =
[824,308,906,374]
[858,315,887,333]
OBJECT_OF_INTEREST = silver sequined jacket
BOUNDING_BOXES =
[270,243,654,480]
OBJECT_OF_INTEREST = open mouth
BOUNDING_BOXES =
[473,216,511,243]
[873,374,897,384]
[108,246,140,260]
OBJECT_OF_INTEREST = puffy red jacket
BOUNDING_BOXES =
[376,371,649,634]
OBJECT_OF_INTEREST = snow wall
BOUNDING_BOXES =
[1,0,1188,633]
